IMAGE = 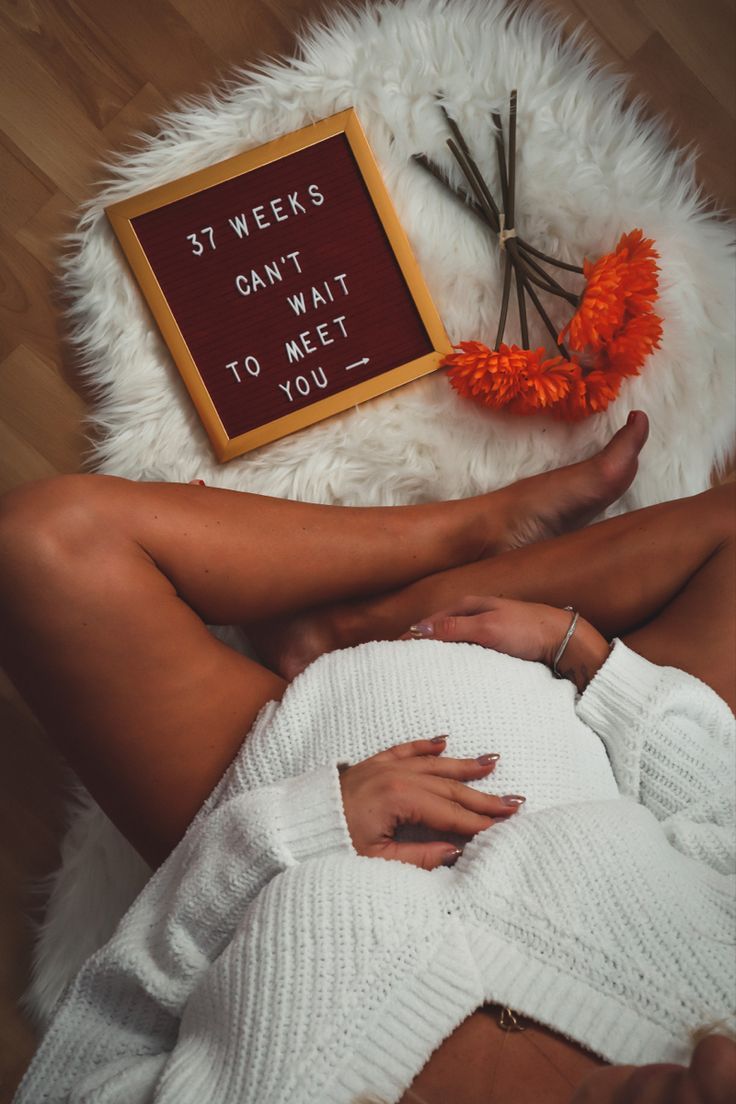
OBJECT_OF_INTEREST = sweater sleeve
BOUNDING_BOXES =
[12,761,355,1104]
[575,639,736,874]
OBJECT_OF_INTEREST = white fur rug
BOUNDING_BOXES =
[25,0,735,1027]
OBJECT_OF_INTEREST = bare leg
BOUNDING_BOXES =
[0,420,645,865]
[267,484,736,708]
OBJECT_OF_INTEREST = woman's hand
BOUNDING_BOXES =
[406,595,566,665]
[338,736,524,870]
[405,595,611,693]
[569,1033,736,1104]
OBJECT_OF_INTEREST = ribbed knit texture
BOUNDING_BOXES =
[13,640,736,1103]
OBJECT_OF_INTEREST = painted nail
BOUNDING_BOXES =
[477,753,500,766]
[502,794,526,807]
[431,735,448,744]
[441,848,463,866]
[190,479,205,485]
[409,623,434,638]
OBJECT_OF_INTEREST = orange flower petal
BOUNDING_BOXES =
[604,312,663,377]
[559,229,661,354]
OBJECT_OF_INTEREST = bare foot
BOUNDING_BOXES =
[248,412,649,679]
[246,606,352,682]
[499,410,649,551]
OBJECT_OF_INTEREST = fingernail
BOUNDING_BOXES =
[502,794,526,807]
[190,478,205,485]
[477,753,500,766]
[431,735,448,744]
[409,623,433,638]
[441,848,463,866]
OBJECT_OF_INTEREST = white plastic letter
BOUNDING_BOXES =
[252,205,271,230]
[288,191,306,215]
[228,214,249,239]
[285,339,304,364]
[287,291,306,316]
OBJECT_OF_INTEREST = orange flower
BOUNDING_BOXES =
[442,342,577,415]
[559,252,628,351]
[444,231,662,422]
[602,311,663,377]
[616,228,660,317]
[554,367,625,421]
[559,228,660,354]
[505,355,578,414]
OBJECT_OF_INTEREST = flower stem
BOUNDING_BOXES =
[494,252,513,349]
[518,240,583,275]
[520,274,571,359]
[516,266,529,347]
[446,138,499,234]
[507,90,517,228]
[490,110,510,215]
[439,105,502,226]
[512,242,576,298]
[510,241,578,305]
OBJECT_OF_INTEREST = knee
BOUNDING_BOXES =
[0,474,112,597]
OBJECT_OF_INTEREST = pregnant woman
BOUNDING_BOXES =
[1,411,734,1103]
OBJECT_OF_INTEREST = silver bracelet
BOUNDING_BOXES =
[552,606,579,678]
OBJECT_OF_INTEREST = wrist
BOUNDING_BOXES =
[546,609,610,692]
[559,618,610,692]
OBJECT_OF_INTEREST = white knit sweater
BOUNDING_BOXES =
[14,640,736,1104]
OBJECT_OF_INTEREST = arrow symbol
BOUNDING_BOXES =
[345,357,370,371]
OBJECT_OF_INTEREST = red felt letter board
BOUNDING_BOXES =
[106,109,450,461]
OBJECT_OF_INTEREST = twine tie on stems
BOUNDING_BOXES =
[498,211,517,251]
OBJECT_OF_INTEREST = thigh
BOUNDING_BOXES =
[623,530,736,711]
[0,490,285,868]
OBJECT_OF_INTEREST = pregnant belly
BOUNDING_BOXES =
[241,637,620,811]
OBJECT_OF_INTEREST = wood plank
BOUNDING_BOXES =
[0,26,104,199]
[629,30,736,212]
[636,0,736,116]
[0,417,57,494]
[574,0,652,59]
[14,191,79,276]
[0,229,61,363]
[0,0,141,130]
[101,81,170,151]
[173,0,294,65]
[76,0,227,102]
[0,134,54,236]
[0,346,87,474]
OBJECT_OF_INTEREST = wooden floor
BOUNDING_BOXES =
[0,0,734,1098]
